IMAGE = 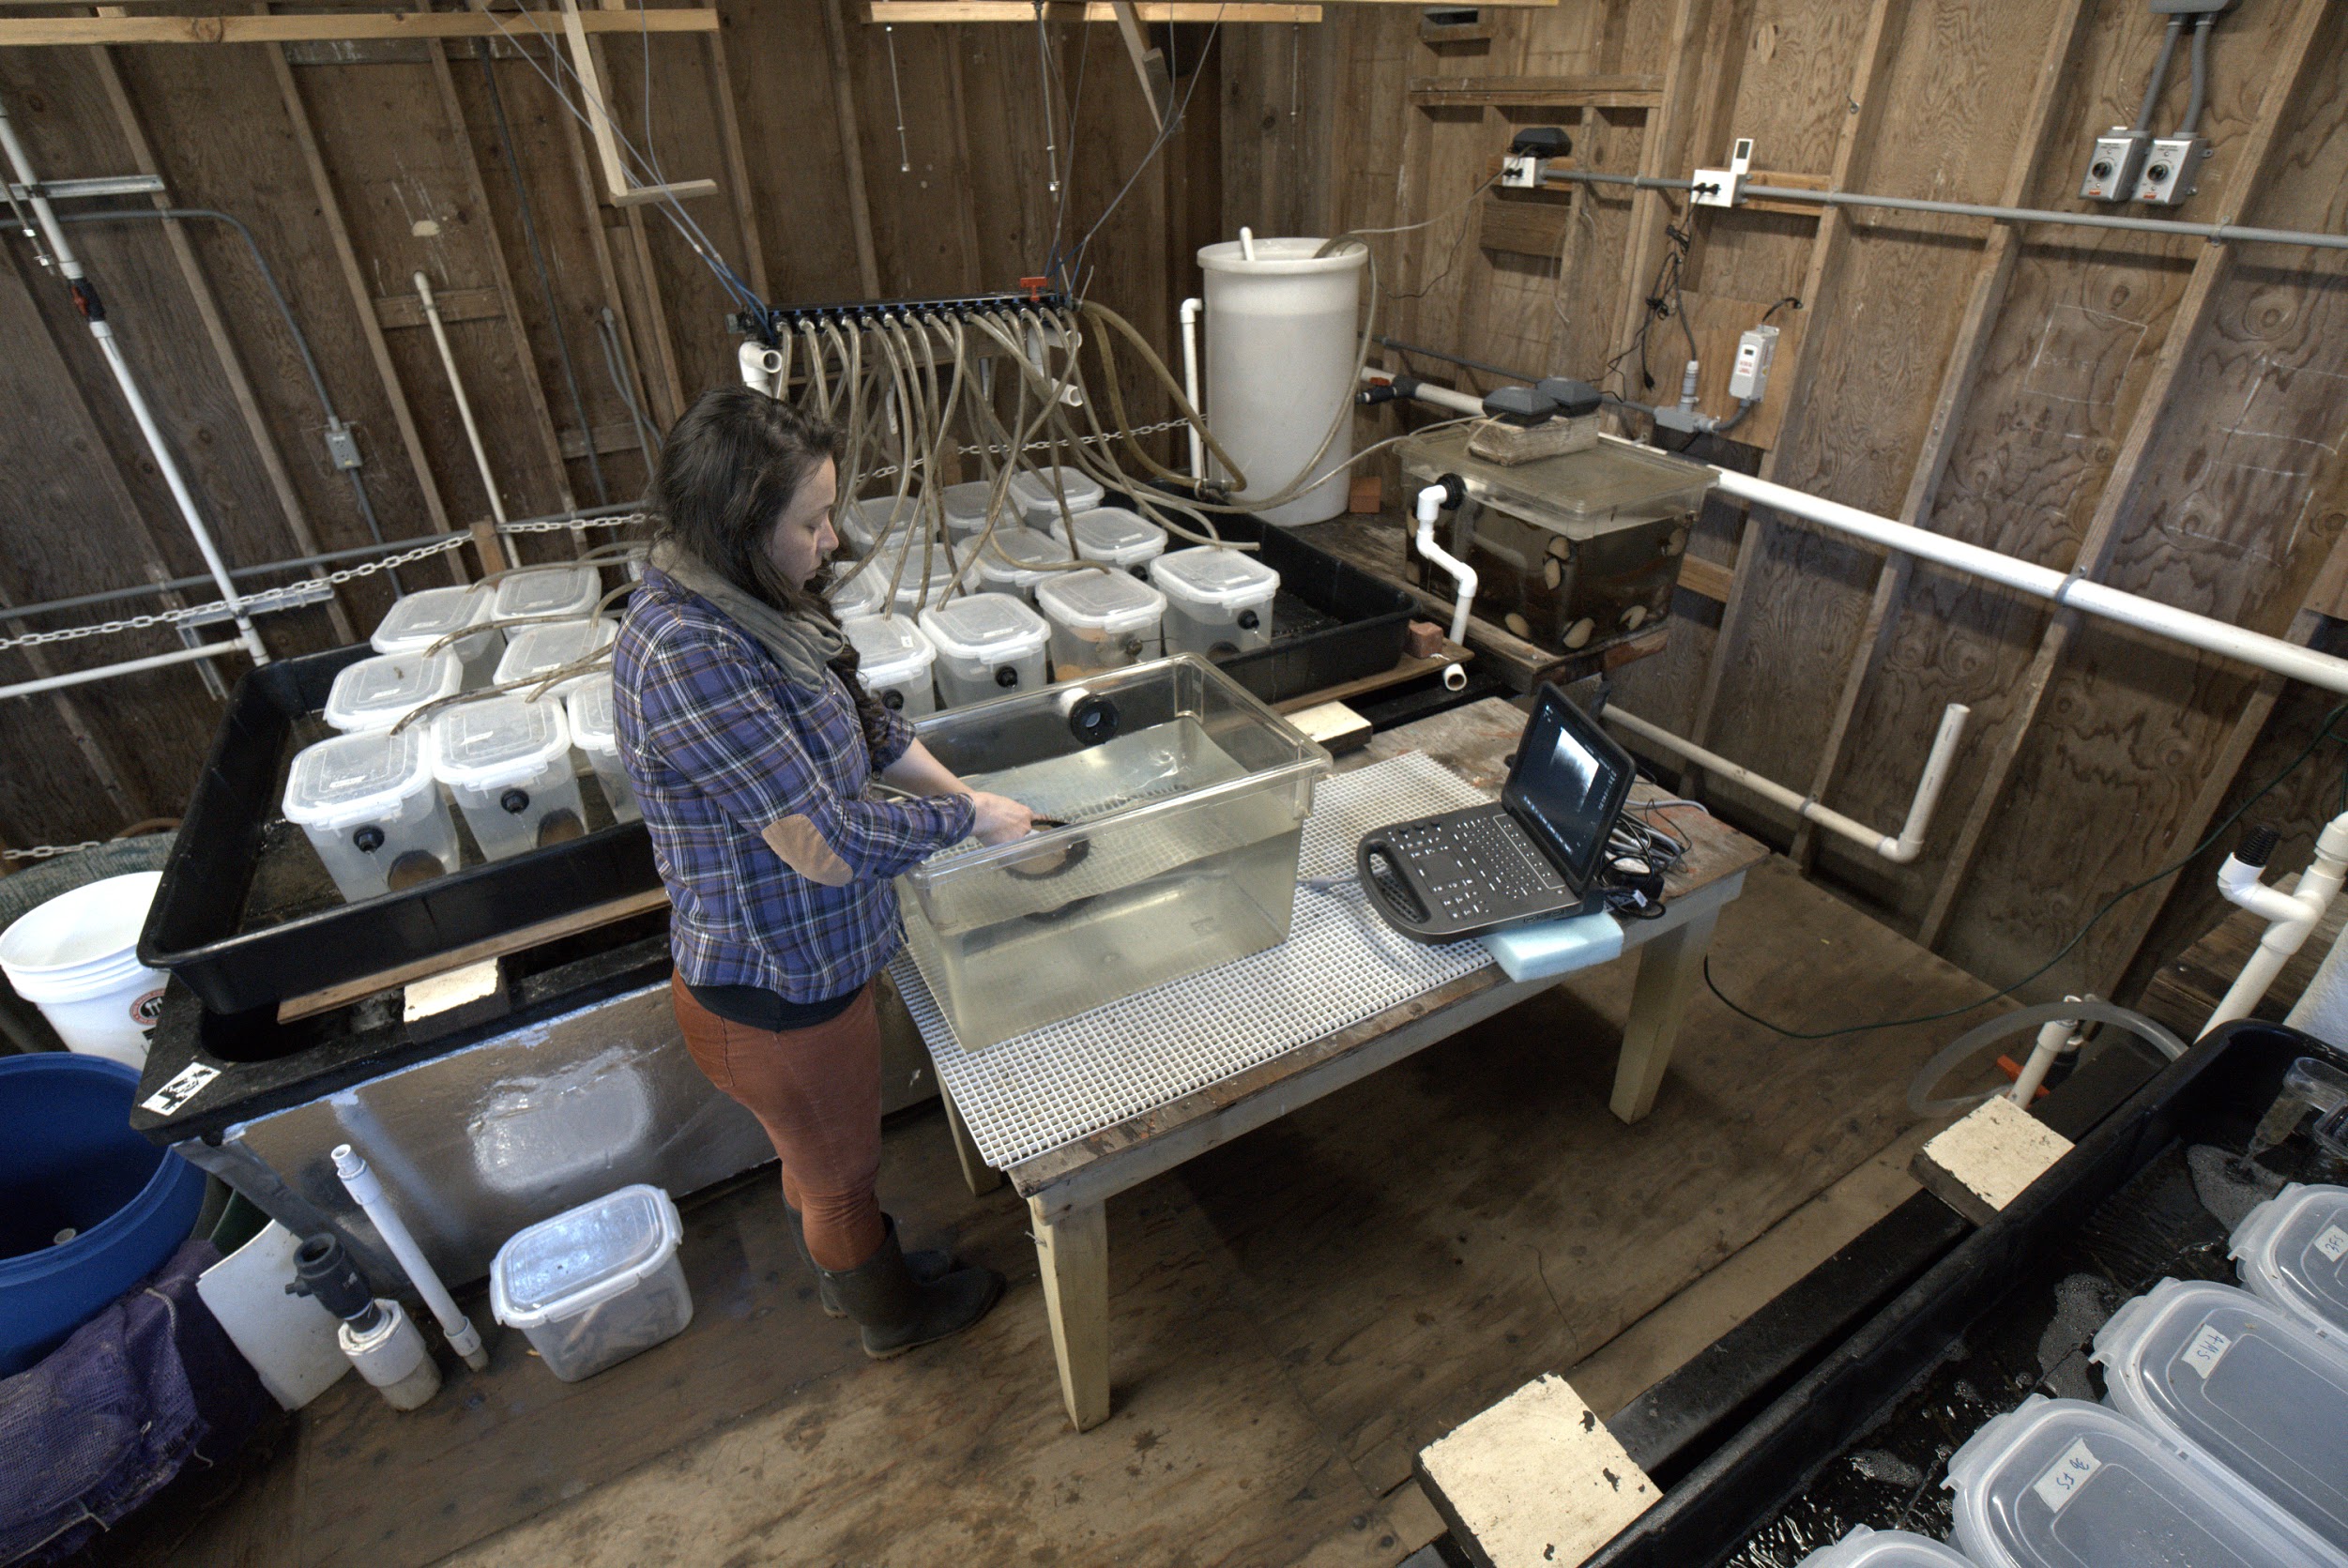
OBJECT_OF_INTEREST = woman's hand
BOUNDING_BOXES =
[969,791,1035,845]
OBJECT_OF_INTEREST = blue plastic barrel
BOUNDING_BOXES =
[0,1054,206,1375]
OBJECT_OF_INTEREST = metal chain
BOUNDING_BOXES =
[497,510,654,536]
[2,840,104,861]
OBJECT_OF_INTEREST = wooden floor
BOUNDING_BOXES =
[120,858,2005,1568]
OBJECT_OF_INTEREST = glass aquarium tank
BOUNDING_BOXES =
[899,655,1330,1050]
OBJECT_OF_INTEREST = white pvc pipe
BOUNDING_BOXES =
[1608,701,1970,865]
[332,1143,489,1371]
[0,95,267,669]
[1414,483,1478,646]
[1180,297,1205,480]
[2008,1000,2083,1105]
[0,639,245,703]
[737,340,784,395]
[414,272,505,525]
[2206,814,2348,1032]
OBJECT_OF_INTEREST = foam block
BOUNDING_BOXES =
[1481,910,1623,981]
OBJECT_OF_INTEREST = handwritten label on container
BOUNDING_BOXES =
[2315,1225,2348,1264]
[2031,1439,2102,1515]
[2180,1324,2233,1378]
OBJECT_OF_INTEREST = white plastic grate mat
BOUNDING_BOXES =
[895,751,1499,1171]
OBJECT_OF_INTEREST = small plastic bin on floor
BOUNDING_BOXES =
[844,613,938,717]
[1035,568,1166,679]
[322,648,462,734]
[920,593,1050,707]
[282,726,460,901]
[2232,1182,2348,1334]
[371,584,502,689]
[490,1183,692,1382]
[566,677,640,824]
[1006,466,1104,532]
[2092,1277,2348,1551]
[1793,1526,1977,1567]
[494,617,615,701]
[490,564,602,624]
[1944,1394,2339,1568]
[1151,546,1280,657]
[430,694,586,861]
[1056,506,1166,575]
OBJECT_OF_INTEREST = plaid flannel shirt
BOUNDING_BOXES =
[614,566,975,1001]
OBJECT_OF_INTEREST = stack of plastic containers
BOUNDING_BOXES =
[1943,1394,2339,1567]
[1059,507,1166,576]
[844,614,938,716]
[489,1184,692,1382]
[371,585,502,690]
[491,564,602,626]
[1793,1527,1977,1567]
[495,618,615,699]
[940,480,1002,541]
[2091,1276,2348,1553]
[1151,547,1281,656]
[323,649,463,734]
[1007,466,1104,531]
[919,594,1050,707]
[281,727,459,901]
[2232,1183,2348,1332]
[839,496,908,558]
[565,677,639,824]
[968,527,1067,604]
[1034,570,1166,679]
[430,694,585,860]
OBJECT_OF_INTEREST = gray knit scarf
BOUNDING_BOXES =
[648,539,845,692]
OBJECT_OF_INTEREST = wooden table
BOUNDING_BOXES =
[938,697,1770,1431]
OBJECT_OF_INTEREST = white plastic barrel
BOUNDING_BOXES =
[1197,236,1366,526]
[0,871,168,1068]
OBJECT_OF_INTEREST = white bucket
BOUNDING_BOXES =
[1197,236,1367,526]
[0,871,168,1068]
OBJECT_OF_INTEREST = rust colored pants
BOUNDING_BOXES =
[670,973,887,1270]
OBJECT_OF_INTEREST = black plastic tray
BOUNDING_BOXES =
[139,645,659,1018]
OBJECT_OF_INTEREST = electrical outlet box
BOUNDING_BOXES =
[2081,129,2149,202]
[2132,134,2209,206]
[1728,324,1777,401]
[1692,136,1753,209]
[1500,153,1543,190]
[323,419,363,472]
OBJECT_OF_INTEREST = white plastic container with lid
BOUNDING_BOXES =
[489,1183,692,1382]
[839,495,911,558]
[941,480,1008,540]
[826,563,891,623]
[322,649,464,734]
[2233,1183,2348,1334]
[867,538,975,618]
[844,613,938,717]
[1006,465,1105,532]
[490,564,602,625]
[1944,1394,2340,1568]
[2094,1277,2348,1551]
[968,527,1071,604]
[494,617,615,700]
[281,727,458,903]
[370,585,503,689]
[430,694,586,861]
[0,872,170,1068]
[919,593,1051,708]
[1151,546,1281,656]
[1058,506,1167,574]
[1035,568,1166,678]
[565,676,639,824]
[1792,1526,1977,1568]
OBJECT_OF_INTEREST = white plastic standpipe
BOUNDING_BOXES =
[1414,483,1478,646]
[415,272,506,525]
[1180,297,1205,480]
[2008,998,2084,1106]
[2206,814,2348,1033]
[332,1144,490,1371]
[1239,225,1258,261]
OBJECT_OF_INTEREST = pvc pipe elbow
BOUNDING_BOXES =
[2218,859,2316,924]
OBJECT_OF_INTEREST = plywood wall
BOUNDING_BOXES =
[1245,0,2348,1004]
[0,3,1188,853]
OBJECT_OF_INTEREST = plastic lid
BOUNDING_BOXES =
[1151,546,1280,609]
[323,649,463,732]
[491,565,602,622]
[2093,1277,2348,1548]
[2233,1183,2348,1333]
[282,727,437,830]
[1035,568,1166,636]
[827,565,890,621]
[868,540,974,611]
[490,1183,682,1327]
[918,592,1049,662]
[1006,467,1104,525]
[840,496,910,556]
[1792,1526,1976,1568]
[430,693,572,791]
[971,527,1071,590]
[495,617,615,694]
[844,614,937,686]
[1061,506,1167,566]
[565,677,617,754]
[1944,1394,2333,1568]
[940,480,1007,531]
[1396,424,1713,532]
[370,585,490,654]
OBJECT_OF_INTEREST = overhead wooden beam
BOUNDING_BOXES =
[554,0,717,206]
[698,0,769,302]
[0,8,716,46]
[1108,2,1172,130]
[866,4,1325,21]
[1916,0,2334,950]
[1406,74,1663,110]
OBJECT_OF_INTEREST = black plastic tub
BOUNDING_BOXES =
[139,645,658,1018]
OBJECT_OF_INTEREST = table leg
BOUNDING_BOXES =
[1610,906,1720,1125]
[1029,1195,1109,1431]
[940,1084,1005,1196]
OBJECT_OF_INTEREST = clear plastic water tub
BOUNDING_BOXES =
[430,694,586,861]
[1006,466,1105,532]
[919,592,1051,707]
[566,677,640,824]
[1794,1526,1976,1568]
[322,648,462,734]
[494,617,615,701]
[489,1183,692,1382]
[1035,568,1166,679]
[968,526,1069,604]
[490,564,602,624]
[1057,506,1166,574]
[281,726,459,901]
[2232,1182,2348,1333]
[1151,546,1280,657]
[897,654,1330,1050]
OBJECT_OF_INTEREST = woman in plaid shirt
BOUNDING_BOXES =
[615,388,1032,1358]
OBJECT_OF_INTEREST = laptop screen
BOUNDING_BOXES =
[1502,687,1636,889]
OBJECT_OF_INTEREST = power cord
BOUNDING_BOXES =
[1707,697,2348,1041]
